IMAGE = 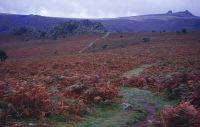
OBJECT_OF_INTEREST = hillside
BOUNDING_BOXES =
[1,30,200,126]
[97,10,200,32]
[0,14,106,39]
[0,10,200,33]
[0,10,200,35]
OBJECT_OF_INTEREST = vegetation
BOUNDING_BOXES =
[143,37,150,42]
[102,44,108,49]
[12,27,29,36]
[177,29,188,35]
[39,31,47,38]
[177,31,181,35]
[76,88,147,127]
[182,28,188,34]
[10,20,106,40]
[156,102,200,127]
[0,32,200,126]
[50,20,106,39]
[0,50,8,62]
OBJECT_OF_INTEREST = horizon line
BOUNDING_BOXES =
[0,10,198,19]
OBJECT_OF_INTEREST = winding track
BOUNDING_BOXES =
[133,98,156,127]
[79,34,157,126]
[123,65,157,127]
[78,32,111,53]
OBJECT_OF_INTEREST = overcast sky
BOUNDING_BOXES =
[0,0,200,18]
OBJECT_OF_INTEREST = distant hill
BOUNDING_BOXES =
[0,10,200,35]
[96,10,200,32]
[0,14,106,39]
[0,14,65,33]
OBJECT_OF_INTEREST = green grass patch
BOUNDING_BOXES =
[120,87,178,110]
[122,64,152,78]
[45,115,71,125]
[20,87,177,127]
[45,87,177,127]
[76,104,144,127]
[22,63,177,127]
[76,94,146,127]
[123,67,145,78]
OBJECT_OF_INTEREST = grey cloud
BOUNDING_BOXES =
[0,0,200,18]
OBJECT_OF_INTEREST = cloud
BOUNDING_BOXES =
[39,8,48,16]
[0,0,200,18]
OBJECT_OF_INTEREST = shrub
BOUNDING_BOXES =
[163,73,200,101]
[177,31,181,35]
[91,43,96,49]
[157,102,200,127]
[182,28,188,34]
[12,27,28,36]
[40,31,47,38]
[143,38,150,42]
[125,77,145,87]
[190,82,200,107]
[2,84,52,118]
[83,85,119,103]
[102,45,108,49]
[0,50,8,62]
[53,35,58,40]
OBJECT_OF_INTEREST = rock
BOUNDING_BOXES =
[28,123,35,126]
[167,10,173,14]
[84,87,99,96]
[69,83,85,93]
[86,107,93,114]
[56,75,66,81]
[0,102,19,118]
[104,99,112,105]
[28,123,49,127]
[121,103,133,110]
[50,86,59,93]
[137,98,147,104]
[44,76,53,84]
[94,96,102,101]
[148,120,153,125]
[8,103,20,118]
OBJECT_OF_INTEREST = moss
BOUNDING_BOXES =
[122,64,153,78]
[75,88,147,127]
[46,115,71,123]
[123,67,144,78]
[44,87,177,127]
[120,87,178,110]
[23,65,178,127]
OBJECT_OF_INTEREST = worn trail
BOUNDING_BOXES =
[123,64,157,127]
[133,98,156,127]
[79,32,110,53]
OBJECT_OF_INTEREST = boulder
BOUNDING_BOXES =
[121,103,133,110]
[69,83,85,93]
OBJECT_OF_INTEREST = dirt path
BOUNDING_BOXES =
[0,73,4,81]
[123,65,157,127]
[79,32,110,53]
[133,98,156,127]
[0,63,6,81]
[101,32,111,39]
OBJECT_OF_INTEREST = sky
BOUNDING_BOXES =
[0,0,200,18]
